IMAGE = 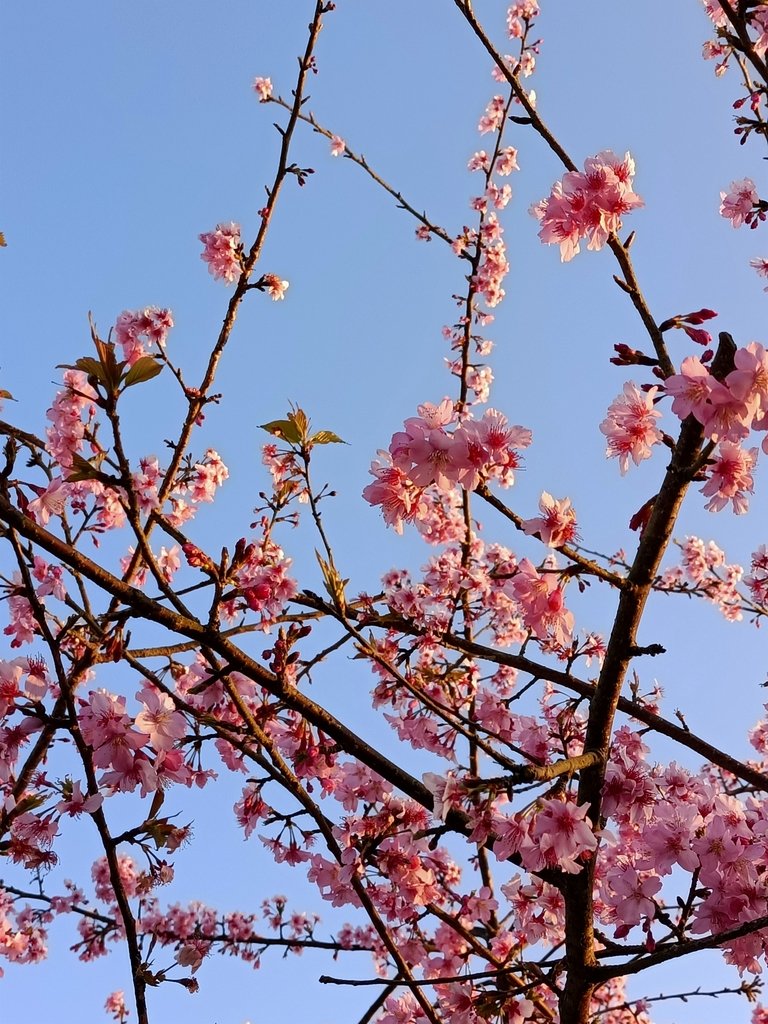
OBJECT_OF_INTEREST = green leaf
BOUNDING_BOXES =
[56,356,106,382]
[78,356,108,380]
[287,407,309,441]
[310,429,347,446]
[315,550,348,614]
[65,453,101,483]
[123,356,163,388]
[93,337,122,391]
[260,418,303,445]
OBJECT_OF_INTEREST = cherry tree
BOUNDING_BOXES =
[3,3,768,1023]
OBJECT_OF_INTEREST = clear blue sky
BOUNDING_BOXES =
[2,2,767,1022]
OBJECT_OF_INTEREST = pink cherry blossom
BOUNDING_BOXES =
[156,545,181,582]
[104,990,129,1022]
[199,222,242,283]
[699,379,752,443]
[56,780,103,817]
[422,771,465,821]
[605,865,662,931]
[750,257,768,290]
[114,307,174,365]
[700,441,758,513]
[507,558,574,646]
[262,273,289,300]
[45,369,98,469]
[478,95,506,134]
[467,151,490,172]
[455,408,532,489]
[535,151,643,261]
[12,7,768,1019]
[507,2,540,38]
[600,382,662,473]
[3,578,38,647]
[702,0,735,29]
[526,798,597,873]
[746,545,768,606]
[522,492,578,547]
[187,448,229,502]
[252,76,273,102]
[720,178,758,228]
[494,146,519,176]
[79,690,146,774]
[664,356,714,422]
[134,686,187,751]
[725,342,768,418]
[639,802,702,875]
[176,939,209,972]
[27,477,68,525]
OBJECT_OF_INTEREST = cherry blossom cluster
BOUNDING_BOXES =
[521,491,578,548]
[659,536,744,621]
[3,561,64,647]
[660,540,768,623]
[471,213,510,309]
[376,540,580,674]
[664,342,768,511]
[409,713,768,981]
[0,887,49,968]
[32,349,235,544]
[9,4,768,1023]
[601,339,768,514]
[364,400,531,533]
[228,536,298,629]
[506,1,540,41]
[114,307,174,366]
[701,0,768,78]
[45,369,98,470]
[532,150,643,262]
[199,222,243,283]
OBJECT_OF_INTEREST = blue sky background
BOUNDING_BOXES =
[2,2,768,1021]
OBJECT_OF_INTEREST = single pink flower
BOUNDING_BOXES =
[606,865,662,929]
[522,492,578,548]
[700,441,758,513]
[720,178,758,228]
[262,273,289,301]
[27,477,68,525]
[134,686,187,751]
[665,356,714,422]
[495,146,519,176]
[726,342,768,418]
[104,991,129,1022]
[600,382,662,473]
[252,76,273,102]
[528,799,597,873]
[467,150,490,172]
[56,780,103,817]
